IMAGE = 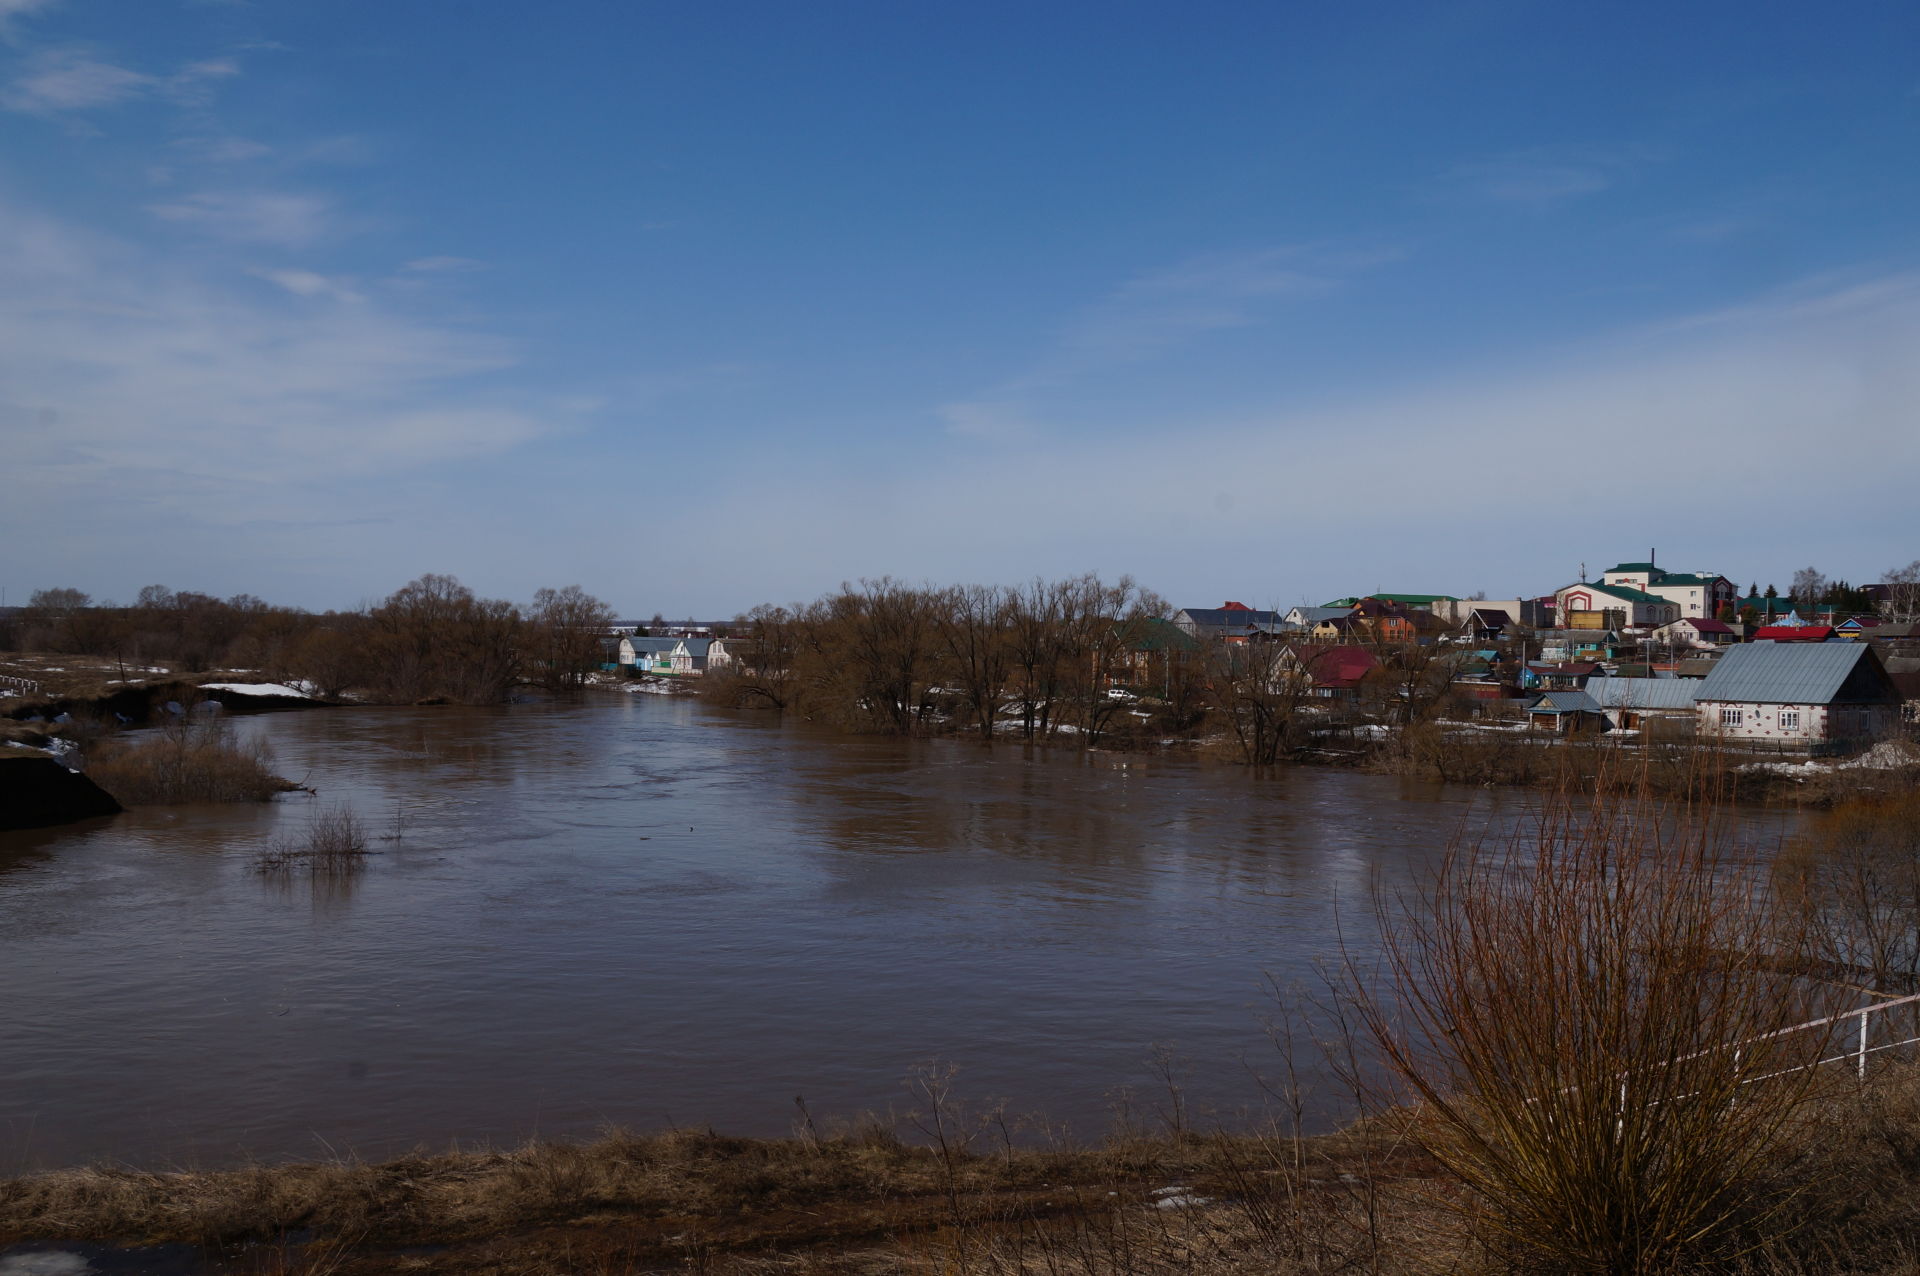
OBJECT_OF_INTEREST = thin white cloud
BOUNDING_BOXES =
[0,0,57,39]
[3,48,152,112]
[148,190,334,245]
[4,46,243,114]
[0,200,549,501]
[403,255,487,273]
[942,243,1393,437]
[701,269,1920,608]
[249,266,363,303]
[1436,145,1658,208]
[174,134,274,163]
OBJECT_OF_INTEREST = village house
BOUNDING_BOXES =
[1525,690,1608,733]
[1171,602,1282,643]
[1695,643,1902,747]
[1553,579,1682,630]
[617,635,679,673]
[1582,676,1704,733]
[1649,617,1736,649]
[1523,661,1604,691]
[669,638,714,675]
[1310,598,1447,645]
[1280,605,1350,631]
[1751,624,1835,643]
[1597,559,1739,619]
[1273,643,1378,699]
[1534,629,1627,662]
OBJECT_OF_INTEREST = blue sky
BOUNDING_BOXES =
[3,1,1918,616]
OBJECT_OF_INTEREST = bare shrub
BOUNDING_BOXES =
[84,717,293,805]
[1776,788,1920,995]
[254,805,370,874]
[1354,787,1840,1272]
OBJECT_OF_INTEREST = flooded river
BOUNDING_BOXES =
[4,694,1543,1172]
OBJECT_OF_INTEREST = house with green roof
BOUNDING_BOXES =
[1554,580,1682,629]
[1599,557,1738,618]
[1319,592,1458,611]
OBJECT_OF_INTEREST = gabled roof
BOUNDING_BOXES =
[1465,607,1514,627]
[1285,606,1350,624]
[1606,562,1658,574]
[1753,625,1834,642]
[1529,690,1603,714]
[1562,581,1671,606]
[1698,643,1893,706]
[1129,617,1202,652]
[1286,644,1378,688]
[1680,618,1734,634]
[622,636,680,654]
[1585,676,1703,711]
[1364,593,1459,606]
[1177,606,1282,628]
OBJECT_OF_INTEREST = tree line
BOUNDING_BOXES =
[2,576,617,705]
[708,574,1464,760]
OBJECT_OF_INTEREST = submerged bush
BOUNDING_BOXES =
[84,719,293,805]
[253,805,369,874]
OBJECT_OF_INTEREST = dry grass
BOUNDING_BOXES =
[83,717,296,805]
[0,1122,1447,1275]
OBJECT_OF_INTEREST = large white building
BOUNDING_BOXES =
[1554,580,1681,629]
[1599,559,1738,619]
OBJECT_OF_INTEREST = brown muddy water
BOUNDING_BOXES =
[0,694,1702,1174]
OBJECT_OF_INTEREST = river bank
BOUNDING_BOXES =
[8,1060,1920,1275]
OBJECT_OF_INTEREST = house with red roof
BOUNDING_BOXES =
[1276,643,1379,699]
[1752,625,1834,642]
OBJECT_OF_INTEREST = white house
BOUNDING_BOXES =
[1695,643,1901,746]
[1554,580,1681,629]
[1599,560,1738,619]
[617,635,679,672]
[1650,618,1737,649]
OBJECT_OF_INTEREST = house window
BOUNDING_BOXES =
[1779,709,1801,731]
[1720,707,1744,728]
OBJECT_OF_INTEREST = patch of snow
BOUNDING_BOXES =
[1150,1186,1215,1210]
[623,679,690,696]
[199,682,314,699]
[1743,739,1920,776]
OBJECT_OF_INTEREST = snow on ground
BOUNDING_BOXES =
[199,682,313,699]
[1743,739,1920,776]
[622,678,693,696]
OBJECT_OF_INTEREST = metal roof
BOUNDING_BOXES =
[1696,642,1882,705]
[1528,690,1602,714]
[1566,581,1671,605]
[1585,677,1703,711]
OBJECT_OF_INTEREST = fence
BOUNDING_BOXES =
[1749,991,1920,1084]
[0,674,40,694]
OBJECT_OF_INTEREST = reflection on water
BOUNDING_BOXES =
[3,695,1520,1173]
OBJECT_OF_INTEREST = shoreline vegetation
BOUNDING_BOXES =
[12,781,1920,1271]
[7,572,1917,810]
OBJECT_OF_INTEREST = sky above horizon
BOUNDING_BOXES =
[3,1,1918,617]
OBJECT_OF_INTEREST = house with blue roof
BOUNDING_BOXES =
[1695,643,1900,747]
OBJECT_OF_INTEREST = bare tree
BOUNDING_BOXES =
[1881,559,1920,623]
[934,584,1013,739]
[1790,566,1828,608]
[1202,636,1315,764]
[527,584,617,692]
